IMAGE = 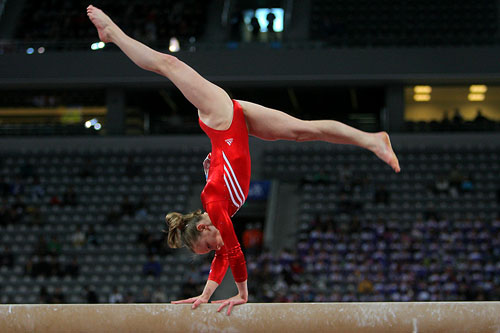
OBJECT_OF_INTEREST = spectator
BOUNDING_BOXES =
[0,198,13,227]
[72,226,86,248]
[11,194,26,224]
[250,16,261,41]
[448,165,464,195]
[84,285,99,304]
[0,245,14,268]
[30,176,45,202]
[137,287,152,303]
[62,185,77,206]
[26,205,43,225]
[143,255,162,277]
[34,236,49,256]
[109,287,124,303]
[49,255,62,277]
[24,257,35,277]
[50,194,62,206]
[144,234,157,255]
[0,176,10,198]
[87,225,99,246]
[358,277,374,294]
[65,257,80,278]
[10,177,25,196]
[47,236,62,256]
[152,287,167,303]
[52,287,66,304]
[135,195,149,219]
[39,286,52,304]
[461,175,474,192]
[124,292,135,303]
[451,108,464,129]
[242,223,264,255]
[474,108,488,123]
[137,226,151,247]
[434,175,450,194]
[266,10,276,41]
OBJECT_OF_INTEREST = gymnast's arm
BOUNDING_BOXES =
[205,201,248,315]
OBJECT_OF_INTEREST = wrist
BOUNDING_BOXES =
[200,293,211,301]
[236,280,248,299]
[202,279,219,299]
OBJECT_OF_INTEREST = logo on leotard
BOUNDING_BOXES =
[225,138,234,146]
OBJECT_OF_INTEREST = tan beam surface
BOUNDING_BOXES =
[1,302,499,333]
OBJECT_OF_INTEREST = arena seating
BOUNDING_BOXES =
[14,0,208,48]
[0,146,207,303]
[310,0,499,47]
[0,140,499,303]
[254,143,500,302]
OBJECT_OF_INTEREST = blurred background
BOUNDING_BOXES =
[0,0,499,304]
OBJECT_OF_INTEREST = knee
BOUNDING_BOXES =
[156,53,179,75]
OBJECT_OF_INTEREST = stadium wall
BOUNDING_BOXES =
[2,47,500,88]
[0,133,498,152]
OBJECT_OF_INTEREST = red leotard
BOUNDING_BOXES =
[199,100,251,284]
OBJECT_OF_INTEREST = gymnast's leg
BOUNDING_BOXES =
[87,6,399,172]
[237,100,400,173]
[86,5,233,129]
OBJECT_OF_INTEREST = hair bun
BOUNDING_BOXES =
[164,210,204,251]
[165,212,184,248]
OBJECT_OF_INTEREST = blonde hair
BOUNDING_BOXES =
[165,210,204,251]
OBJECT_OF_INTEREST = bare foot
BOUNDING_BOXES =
[86,5,117,43]
[372,132,401,173]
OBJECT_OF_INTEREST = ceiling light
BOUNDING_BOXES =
[468,93,485,102]
[414,86,432,94]
[414,94,431,102]
[469,85,487,93]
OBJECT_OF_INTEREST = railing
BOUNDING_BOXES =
[0,39,324,55]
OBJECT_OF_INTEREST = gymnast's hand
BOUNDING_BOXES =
[171,294,209,309]
[211,294,247,316]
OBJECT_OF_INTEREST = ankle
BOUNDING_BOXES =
[363,132,378,152]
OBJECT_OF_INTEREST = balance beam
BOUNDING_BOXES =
[1,302,499,332]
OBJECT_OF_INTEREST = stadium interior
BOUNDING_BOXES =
[0,0,499,305]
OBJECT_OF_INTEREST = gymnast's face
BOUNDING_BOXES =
[193,215,224,254]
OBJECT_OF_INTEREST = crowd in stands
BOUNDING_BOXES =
[1,143,499,304]
[0,155,172,304]
[407,109,500,133]
[228,213,500,303]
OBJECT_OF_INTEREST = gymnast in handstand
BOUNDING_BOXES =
[87,5,400,315]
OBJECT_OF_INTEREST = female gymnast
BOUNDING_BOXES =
[87,5,400,315]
